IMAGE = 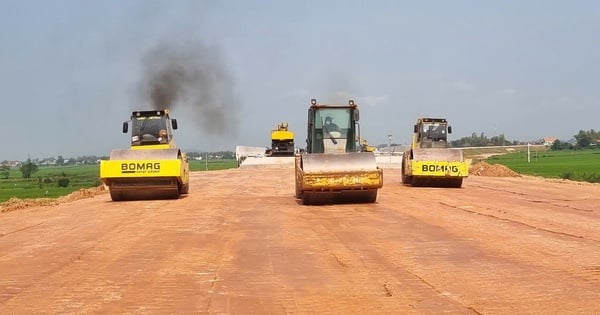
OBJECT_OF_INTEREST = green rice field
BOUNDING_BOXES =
[0,159,238,203]
[0,164,102,202]
[486,149,600,183]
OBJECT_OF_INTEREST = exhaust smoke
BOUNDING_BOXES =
[137,41,239,136]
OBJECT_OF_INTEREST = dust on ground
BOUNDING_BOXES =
[469,161,520,177]
[0,186,107,213]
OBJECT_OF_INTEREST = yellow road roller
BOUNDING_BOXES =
[401,117,468,188]
[269,122,295,156]
[100,109,189,201]
[295,99,383,205]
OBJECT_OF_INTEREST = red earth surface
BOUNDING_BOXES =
[1,163,599,314]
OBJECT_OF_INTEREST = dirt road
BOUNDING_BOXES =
[1,166,599,314]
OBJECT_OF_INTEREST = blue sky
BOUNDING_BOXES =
[2,1,599,160]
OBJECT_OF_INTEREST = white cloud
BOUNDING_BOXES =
[503,88,517,95]
[453,80,476,90]
[357,95,389,106]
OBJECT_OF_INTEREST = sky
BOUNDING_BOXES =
[1,0,599,161]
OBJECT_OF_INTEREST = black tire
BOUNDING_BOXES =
[301,191,313,205]
[109,190,124,201]
[364,190,377,203]
[180,183,189,194]
[450,178,463,188]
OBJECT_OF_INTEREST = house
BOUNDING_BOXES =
[543,137,558,146]
[1,160,22,168]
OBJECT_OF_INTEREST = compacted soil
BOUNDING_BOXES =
[1,165,599,314]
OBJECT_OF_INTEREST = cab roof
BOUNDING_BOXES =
[131,109,170,118]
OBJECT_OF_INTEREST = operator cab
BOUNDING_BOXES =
[122,110,178,146]
[306,99,359,154]
[416,118,452,149]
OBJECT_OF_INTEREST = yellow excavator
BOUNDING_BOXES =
[269,122,295,156]
[100,109,189,201]
[401,117,468,187]
[295,99,383,205]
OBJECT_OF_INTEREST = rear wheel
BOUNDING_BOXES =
[170,190,181,199]
[302,192,333,205]
[363,190,377,203]
[180,183,189,194]
[449,178,463,188]
[301,191,314,205]
[109,190,124,201]
[411,177,423,187]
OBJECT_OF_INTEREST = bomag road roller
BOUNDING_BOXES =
[401,117,468,188]
[269,122,295,156]
[100,109,190,201]
[295,99,383,205]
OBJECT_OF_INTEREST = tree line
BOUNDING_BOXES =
[0,158,39,179]
[447,129,599,150]
[551,129,599,150]
[450,133,517,147]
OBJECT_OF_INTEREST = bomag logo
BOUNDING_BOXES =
[422,164,459,173]
[121,162,161,174]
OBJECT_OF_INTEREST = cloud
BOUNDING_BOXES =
[357,95,389,106]
[453,80,476,90]
[503,88,517,95]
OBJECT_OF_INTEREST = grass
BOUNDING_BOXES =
[0,165,102,202]
[189,159,238,171]
[0,159,238,203]
[487,149,600,183]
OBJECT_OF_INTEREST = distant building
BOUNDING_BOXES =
[1,160,22,168]
[543,137,558,146]
[39,158,57,166]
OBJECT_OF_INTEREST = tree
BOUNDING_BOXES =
[57,155,65,166]
[550,139,563,151]
[0,165,9,179]
[549,139,575,151]
[57,177,70,187]
[574,130,592,149]
[490,134,508,146]
[20,158,38,179]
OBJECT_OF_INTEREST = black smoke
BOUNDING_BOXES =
[137,41,239,136]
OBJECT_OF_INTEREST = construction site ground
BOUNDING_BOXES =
[1,161,599,314]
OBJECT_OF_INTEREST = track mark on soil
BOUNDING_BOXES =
[0,222,46,238]
[440,202,600,243]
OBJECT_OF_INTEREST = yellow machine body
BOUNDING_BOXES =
[401,118,468,187]
[100,109,190,201]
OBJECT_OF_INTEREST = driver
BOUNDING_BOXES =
[158,129,168,143]
[324,116,340,133]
